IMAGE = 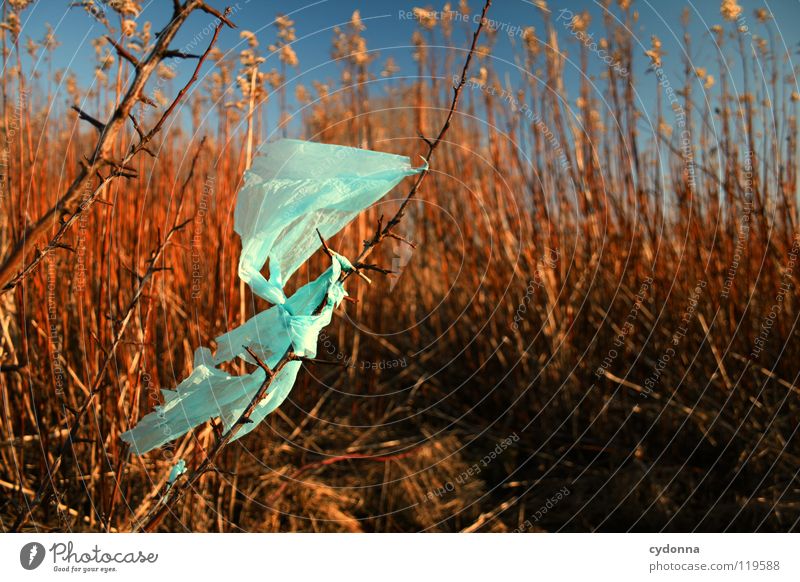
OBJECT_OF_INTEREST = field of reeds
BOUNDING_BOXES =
[0,0,798,532]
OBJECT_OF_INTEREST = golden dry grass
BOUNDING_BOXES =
[0,1,798,532]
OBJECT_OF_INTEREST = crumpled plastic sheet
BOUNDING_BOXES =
[121,140,425,455]
[167,459,187,486]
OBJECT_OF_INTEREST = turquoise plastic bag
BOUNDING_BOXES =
[121,140,424,455]
[236,139,423,304]
[167,459,187,486]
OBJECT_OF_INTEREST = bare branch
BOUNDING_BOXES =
[11,217,182,531]
[386,232,417,248]
[163,50,202,59]
[128,113,144,139]
[105,35,141,68]
[244,346,274,377]
[135,354,294,532]
[130,0,493,533]
[70,105,106,132]
[133,13,227,152]
[346,0,493,276]
[354,262,394,275]
[198,2,237,29]
[316,228,333,258]
[9,134,210,531]
[138,93,157,108]
[0,1,234,295]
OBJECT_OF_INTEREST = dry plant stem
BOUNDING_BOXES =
[11,223,189,531]
[265,447,423,505]
[0,0,796,534]
[347,0,492,277]
[10,140,206,532]
[135,352,349,531]
[135,348,282,532]
[0,1,234,295]
[105,139,207,532]
[133,0,492,533]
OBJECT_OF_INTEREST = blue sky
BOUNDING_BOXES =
[7,0,800,142]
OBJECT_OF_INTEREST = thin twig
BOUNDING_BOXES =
[266,446,423,505]
[135,357,293,532]
[0,1,233,295]
[70,105,106,132]
[105,35,141,68]
[344,0,493,278]
[11,138,207,532]
[131,0,492,531]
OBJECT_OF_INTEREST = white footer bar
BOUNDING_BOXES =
[2,533,797,581]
